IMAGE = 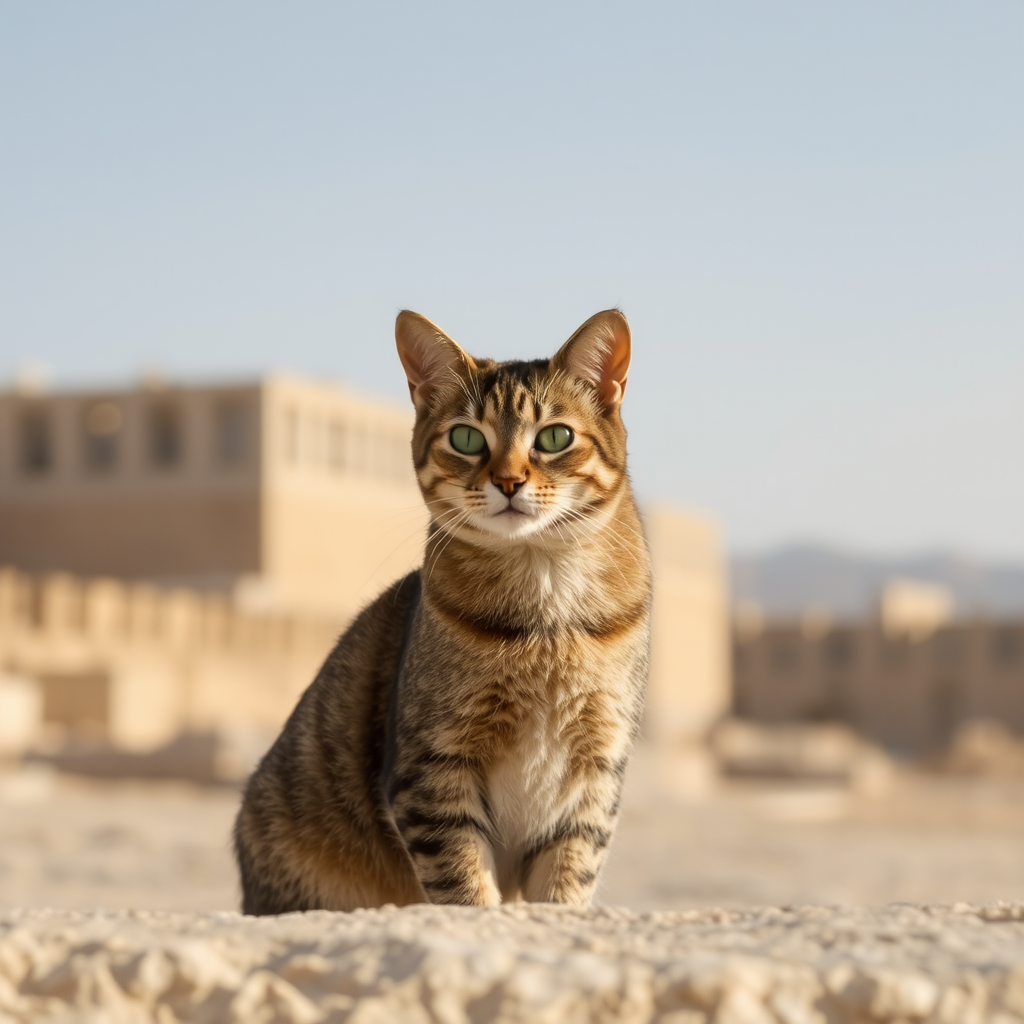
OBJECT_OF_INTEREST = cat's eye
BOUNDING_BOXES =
[449,425,487,455]
[535,424,574,454]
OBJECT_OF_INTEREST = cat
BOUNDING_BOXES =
[234,309,652,913]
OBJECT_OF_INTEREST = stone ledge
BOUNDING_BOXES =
[2,903,1023,1023]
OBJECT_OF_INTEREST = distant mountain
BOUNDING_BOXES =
[729,545,1024,618]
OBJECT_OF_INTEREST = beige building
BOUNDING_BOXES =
[0,375,425,622]
[0,568,337,754]
[733,587,1024,754]
[645,508,729,741]
[0,376,729,760]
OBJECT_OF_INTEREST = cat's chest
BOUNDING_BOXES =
[485,701,570,847]
[481,680,631,830]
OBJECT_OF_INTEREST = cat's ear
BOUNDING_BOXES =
[552,309,631,410]
[395,311,476,410]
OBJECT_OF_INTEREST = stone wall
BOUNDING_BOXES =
[0,568,337,752]
[0,497,732,763]
[733,617,1024,754]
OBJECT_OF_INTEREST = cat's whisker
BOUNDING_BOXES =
[425,509,476,582]
[562,502,644,555]
[428,527,470,584]
[354,524,439,596]
[379,510,436,532]
[383,496,465,516]
[550,505,646,586]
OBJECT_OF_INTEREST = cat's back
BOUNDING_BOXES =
[234,572,424,913]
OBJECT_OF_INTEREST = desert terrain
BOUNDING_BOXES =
[2,748,1024,1022]
[2,745,1023,914]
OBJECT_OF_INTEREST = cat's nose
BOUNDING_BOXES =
[491,472,527,497]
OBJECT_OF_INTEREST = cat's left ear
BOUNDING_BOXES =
[395,311,476,411]
[552,309,631,411]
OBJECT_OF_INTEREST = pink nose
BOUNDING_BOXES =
[491,473,527,497]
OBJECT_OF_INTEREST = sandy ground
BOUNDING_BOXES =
[3,754,1024,1022]
[4,902,1024,1022]
[1,747,1023,914]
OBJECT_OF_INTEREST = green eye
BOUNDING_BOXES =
[449,424,487,455]
[535,424,574,453]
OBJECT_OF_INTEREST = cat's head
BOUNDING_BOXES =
[396,309,632,546]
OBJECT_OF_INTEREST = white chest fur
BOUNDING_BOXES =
[485,700,570,877]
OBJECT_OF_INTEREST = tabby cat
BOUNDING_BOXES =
[234,309,652,913]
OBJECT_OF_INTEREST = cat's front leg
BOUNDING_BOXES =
[387,755,501,906]
[521,757,625,906]
[521,818,612,906]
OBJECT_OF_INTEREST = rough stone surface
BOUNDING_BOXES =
[2,903,1024,1023]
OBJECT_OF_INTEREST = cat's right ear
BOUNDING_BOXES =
[552,309,631,412]
[395,311,476,411]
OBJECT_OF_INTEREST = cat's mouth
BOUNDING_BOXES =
[467,493,550,539]
[474,500,543,537]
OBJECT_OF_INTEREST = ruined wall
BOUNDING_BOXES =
[733,618,1024,753]
[0,568,338,751]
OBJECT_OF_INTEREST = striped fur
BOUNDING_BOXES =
[235,309,651,912]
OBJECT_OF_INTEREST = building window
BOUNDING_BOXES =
[826,634,851,667]
[771,641,796,672]
[393,436,409,480]
[933,631,962,667]
[993,630,1021,667]
[148,404,182,468]
[216,403,247,465]
[352,426,367,474]
[83,401,123,471]
[884,639,909,670]
[931,677,959,741]
[328,419,347,471]
[374,430,393,477]
[18,407,52,475]
[284,408,299,464]
[309,414,323,465]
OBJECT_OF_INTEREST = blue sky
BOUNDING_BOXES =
[2,2,1022,558]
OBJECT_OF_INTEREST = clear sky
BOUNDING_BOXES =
[2,2,1022,559]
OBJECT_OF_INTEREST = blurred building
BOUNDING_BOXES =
[875,578,953,640]
[0,377,729,761]
[0,376,424,621]
[645,508,730,742]
[733,582,1024,754]
[0,569,337,753]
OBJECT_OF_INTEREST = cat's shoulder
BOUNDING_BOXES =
[322,570,422,668]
